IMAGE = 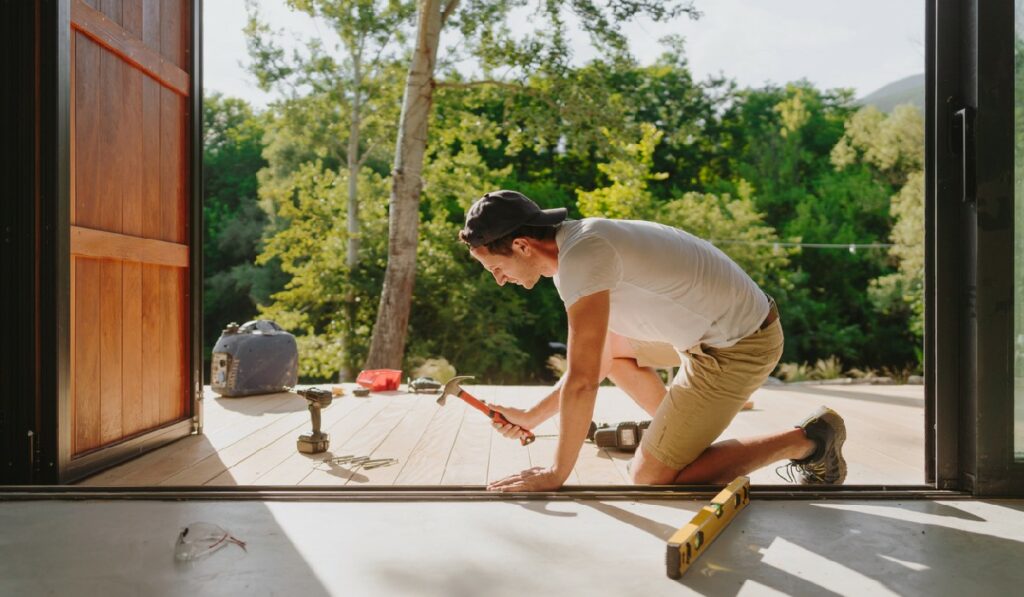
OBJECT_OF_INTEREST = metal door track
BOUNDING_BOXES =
[0,484,970,502]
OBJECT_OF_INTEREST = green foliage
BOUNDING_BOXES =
[776,361,811,383]
[202,94,285,371]
[576,123,666,220]
[256,163,390,379]
[576,124,791,287]
[812,356,844,380]
[410,358,457,384]
[207,20,927,382]
[833,104,926,349]
[254,84,535,381]
[776,356,844,382]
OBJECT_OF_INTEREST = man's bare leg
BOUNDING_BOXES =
[630,429,815,485]
[603,331,756,415]
[607,358,665,417]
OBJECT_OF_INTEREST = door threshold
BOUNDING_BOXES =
[0,484,970,502]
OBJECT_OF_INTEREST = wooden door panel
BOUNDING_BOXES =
[71,258,189,455]
[70,0,192,459]
[73,258,102,454]
[141,264,163,430]
[122,261,144,437]
[160,87,186,244]
[98,260,124,445]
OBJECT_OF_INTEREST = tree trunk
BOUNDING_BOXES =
[364,0,444,369]
[347,52,362,270]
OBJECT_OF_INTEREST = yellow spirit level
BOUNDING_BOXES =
[665,476,751,579]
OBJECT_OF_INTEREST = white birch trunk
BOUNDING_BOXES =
[347,53,362,270]
[364,0,445,369]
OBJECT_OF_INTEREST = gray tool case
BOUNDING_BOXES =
[211,320,298,397]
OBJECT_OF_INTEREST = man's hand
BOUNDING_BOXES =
[487,466,564,492]
[487,403,535,442]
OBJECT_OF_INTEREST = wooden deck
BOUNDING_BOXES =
[79,382,925,486]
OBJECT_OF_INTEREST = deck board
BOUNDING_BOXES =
[78,382,925,486]
[391,394,464,485]
[300,394,416,486]
[246,394,391,486]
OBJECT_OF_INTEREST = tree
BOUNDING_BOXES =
[202,94,284,371]
[832,104,925,348]
[245,0,412,377]
[246,0,412,268]
[577,123,792,287]
[366,0,700,368]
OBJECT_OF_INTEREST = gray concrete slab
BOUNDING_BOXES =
[1,498,1022,596]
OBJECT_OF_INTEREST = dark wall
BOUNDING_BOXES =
[0,0,39,484]
[1,0,62,484]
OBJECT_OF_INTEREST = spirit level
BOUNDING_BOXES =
[666,476,750,579]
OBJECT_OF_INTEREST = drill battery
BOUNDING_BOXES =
[588,420,652,451]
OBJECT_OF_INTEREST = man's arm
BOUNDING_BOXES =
[551,290,609,481]
[487,290,609,492]
[491,316,616,440]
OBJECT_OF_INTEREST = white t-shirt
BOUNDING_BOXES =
[553,218,769,349]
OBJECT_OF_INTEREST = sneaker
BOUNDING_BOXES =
[776,406,847,484]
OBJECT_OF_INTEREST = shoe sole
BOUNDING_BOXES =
[802,406,847,485]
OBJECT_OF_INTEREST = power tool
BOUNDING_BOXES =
[588,420,652,451]
[294,387,333,453]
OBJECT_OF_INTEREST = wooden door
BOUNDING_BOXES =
[65,0,196,478]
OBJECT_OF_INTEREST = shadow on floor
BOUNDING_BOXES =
[588,498,1024,596]
[212,391,308,415]
[0,501,331,596]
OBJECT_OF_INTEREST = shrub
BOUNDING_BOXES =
[411,358,458,384]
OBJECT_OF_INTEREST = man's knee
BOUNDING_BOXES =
[629,446,679,485]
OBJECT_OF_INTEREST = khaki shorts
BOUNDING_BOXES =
[631,305,784,470]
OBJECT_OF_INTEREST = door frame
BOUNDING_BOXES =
[4,0,1020,494]
[932,0,1024,495]
[965,0,1024,493]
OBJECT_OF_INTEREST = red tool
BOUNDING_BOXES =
[436,376,536,445]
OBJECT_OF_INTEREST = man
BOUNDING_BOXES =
[459,190,847,492]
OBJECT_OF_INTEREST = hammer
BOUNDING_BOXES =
[437,376,536,445]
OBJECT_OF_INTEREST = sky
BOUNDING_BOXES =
[204,0,925,109]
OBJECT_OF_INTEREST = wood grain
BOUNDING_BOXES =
[216,397,376,486]
[392,397,463,485]
[79,384,926,487]
[98,261,123,445]
[71,226,188,267]
[160,0,186,70]
[74,34,102,229]
[300,395,416,486]
[253,396,394,486]
[79,391,283,485]
[439,404,491,485]
[349,395,442,486]
[69,0,193,467]
[72,0,189,96]
[140,265,161,429]
[73,259,102,455]
[97,0,123,25]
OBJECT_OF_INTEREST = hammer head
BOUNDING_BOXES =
[437,375,475,406]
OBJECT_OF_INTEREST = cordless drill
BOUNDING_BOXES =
[588,420,652,451]
[295,387,333,453]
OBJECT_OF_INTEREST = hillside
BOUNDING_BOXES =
[857,73,925,113]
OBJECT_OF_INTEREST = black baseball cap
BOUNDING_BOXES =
[461,190,568,247]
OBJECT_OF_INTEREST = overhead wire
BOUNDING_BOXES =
[707,239,895,253]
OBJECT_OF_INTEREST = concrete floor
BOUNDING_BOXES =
[2,498,1022,596]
